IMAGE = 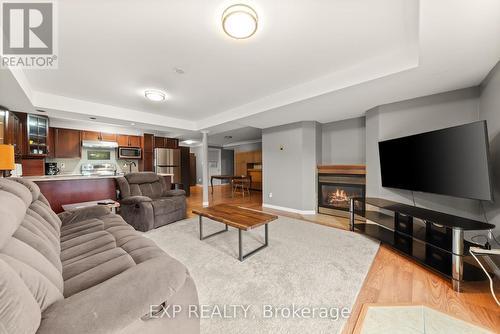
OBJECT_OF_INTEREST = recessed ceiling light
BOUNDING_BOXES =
[183,140,195,145]
[222,4,258,39]
[144,89,166,102]
[36,109,46,113]
[174,67,185,74]
[130,123,136,126]
[224,135,233,139]
[89,117,96,120]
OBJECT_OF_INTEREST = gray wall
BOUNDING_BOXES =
[263,121,321,212]
[479,61,500,235]
[322,117,366,164]
[366,87,485,223]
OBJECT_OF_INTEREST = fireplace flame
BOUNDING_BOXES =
[328,189,348,203]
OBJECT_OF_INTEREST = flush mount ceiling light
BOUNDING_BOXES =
[222,4,258,39]
[144,89,166,102]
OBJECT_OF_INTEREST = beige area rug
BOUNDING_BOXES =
[145,215,379,334]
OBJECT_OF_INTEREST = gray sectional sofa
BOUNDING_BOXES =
[116,172,186,232]
[0,178,199,334]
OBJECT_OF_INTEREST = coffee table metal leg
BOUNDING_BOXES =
[199,216,229,240]
[239,224,269,261]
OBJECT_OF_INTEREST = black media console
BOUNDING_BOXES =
[349,197,495,292]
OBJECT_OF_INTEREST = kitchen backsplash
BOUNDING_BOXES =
[45,147,139,174]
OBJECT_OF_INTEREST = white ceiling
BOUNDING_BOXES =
[1,0,500,135]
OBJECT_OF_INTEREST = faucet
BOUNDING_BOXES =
[124,160,137,174]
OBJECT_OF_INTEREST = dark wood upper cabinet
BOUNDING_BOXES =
[100,132,116,142]
[26,114,49,156]
[53,128,81,158]
[116,134,129,146]
[117,134,141,147]
[82,131,116,142]
[154,136,166,148]
[4,111,23,157]
[154,136,178,149]
[47,127,55,159]
[166,138,179,149]
[128,135,141,147]
[82,131,100,141]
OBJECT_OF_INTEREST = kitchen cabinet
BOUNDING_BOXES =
[154,136,178,149]
[247,169,262,190]
[82,131,116,142]
[26,114,49,156]
[82,130,100,141]
[128,135,141,147]
[53,128,81,158]
[234,150,263,190]
[21,158,44,176]
[154,136,166,148]
[142,133,154,172]
[166,138,179,149]
[100,132,117,142]
[4,111,23,157]
[117,134,141,147]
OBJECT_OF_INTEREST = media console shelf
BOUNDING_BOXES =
[349,197,495,292]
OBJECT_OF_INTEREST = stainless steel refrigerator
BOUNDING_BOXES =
[154,148,181,183]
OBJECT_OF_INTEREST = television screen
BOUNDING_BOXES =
[378,121,493,201]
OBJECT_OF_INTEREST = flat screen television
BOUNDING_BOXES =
[378,121,493,201]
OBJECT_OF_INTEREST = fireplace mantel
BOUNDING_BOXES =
[317,165,366,175]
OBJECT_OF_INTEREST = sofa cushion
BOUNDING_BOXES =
[0,179,65,331]
[0,258,41,334]
[121,172,164,199]
[60,212,166,297]
[125,172,159,184]
[152,197,184,216]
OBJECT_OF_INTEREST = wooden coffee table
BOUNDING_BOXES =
[192,204,278,261]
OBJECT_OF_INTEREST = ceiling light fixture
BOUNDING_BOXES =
[174,67,185,74]
[222,4,258,39]
[144,89,166,102]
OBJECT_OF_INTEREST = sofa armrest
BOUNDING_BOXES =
[164,189,186,197]
[121,195,153,205]
[58,205,111,226]
[37,256,194,334]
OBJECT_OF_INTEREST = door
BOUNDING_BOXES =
[190,153,196,186]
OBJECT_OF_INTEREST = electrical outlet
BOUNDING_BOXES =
[269,192,273,198]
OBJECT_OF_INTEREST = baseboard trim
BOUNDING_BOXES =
[262,203,316,215]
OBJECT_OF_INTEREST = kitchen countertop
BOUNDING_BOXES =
[17,172,174,182]
[18,174,124,182]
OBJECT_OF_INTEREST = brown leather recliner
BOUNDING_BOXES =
[116,172,186,232]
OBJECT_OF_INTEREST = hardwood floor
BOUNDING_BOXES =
[186,185,500,333]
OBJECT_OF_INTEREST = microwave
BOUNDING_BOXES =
[118,147,142,159]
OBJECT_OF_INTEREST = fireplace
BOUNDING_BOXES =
[317,165,366,217]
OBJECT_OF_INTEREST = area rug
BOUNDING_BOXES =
[145,215,379,334]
